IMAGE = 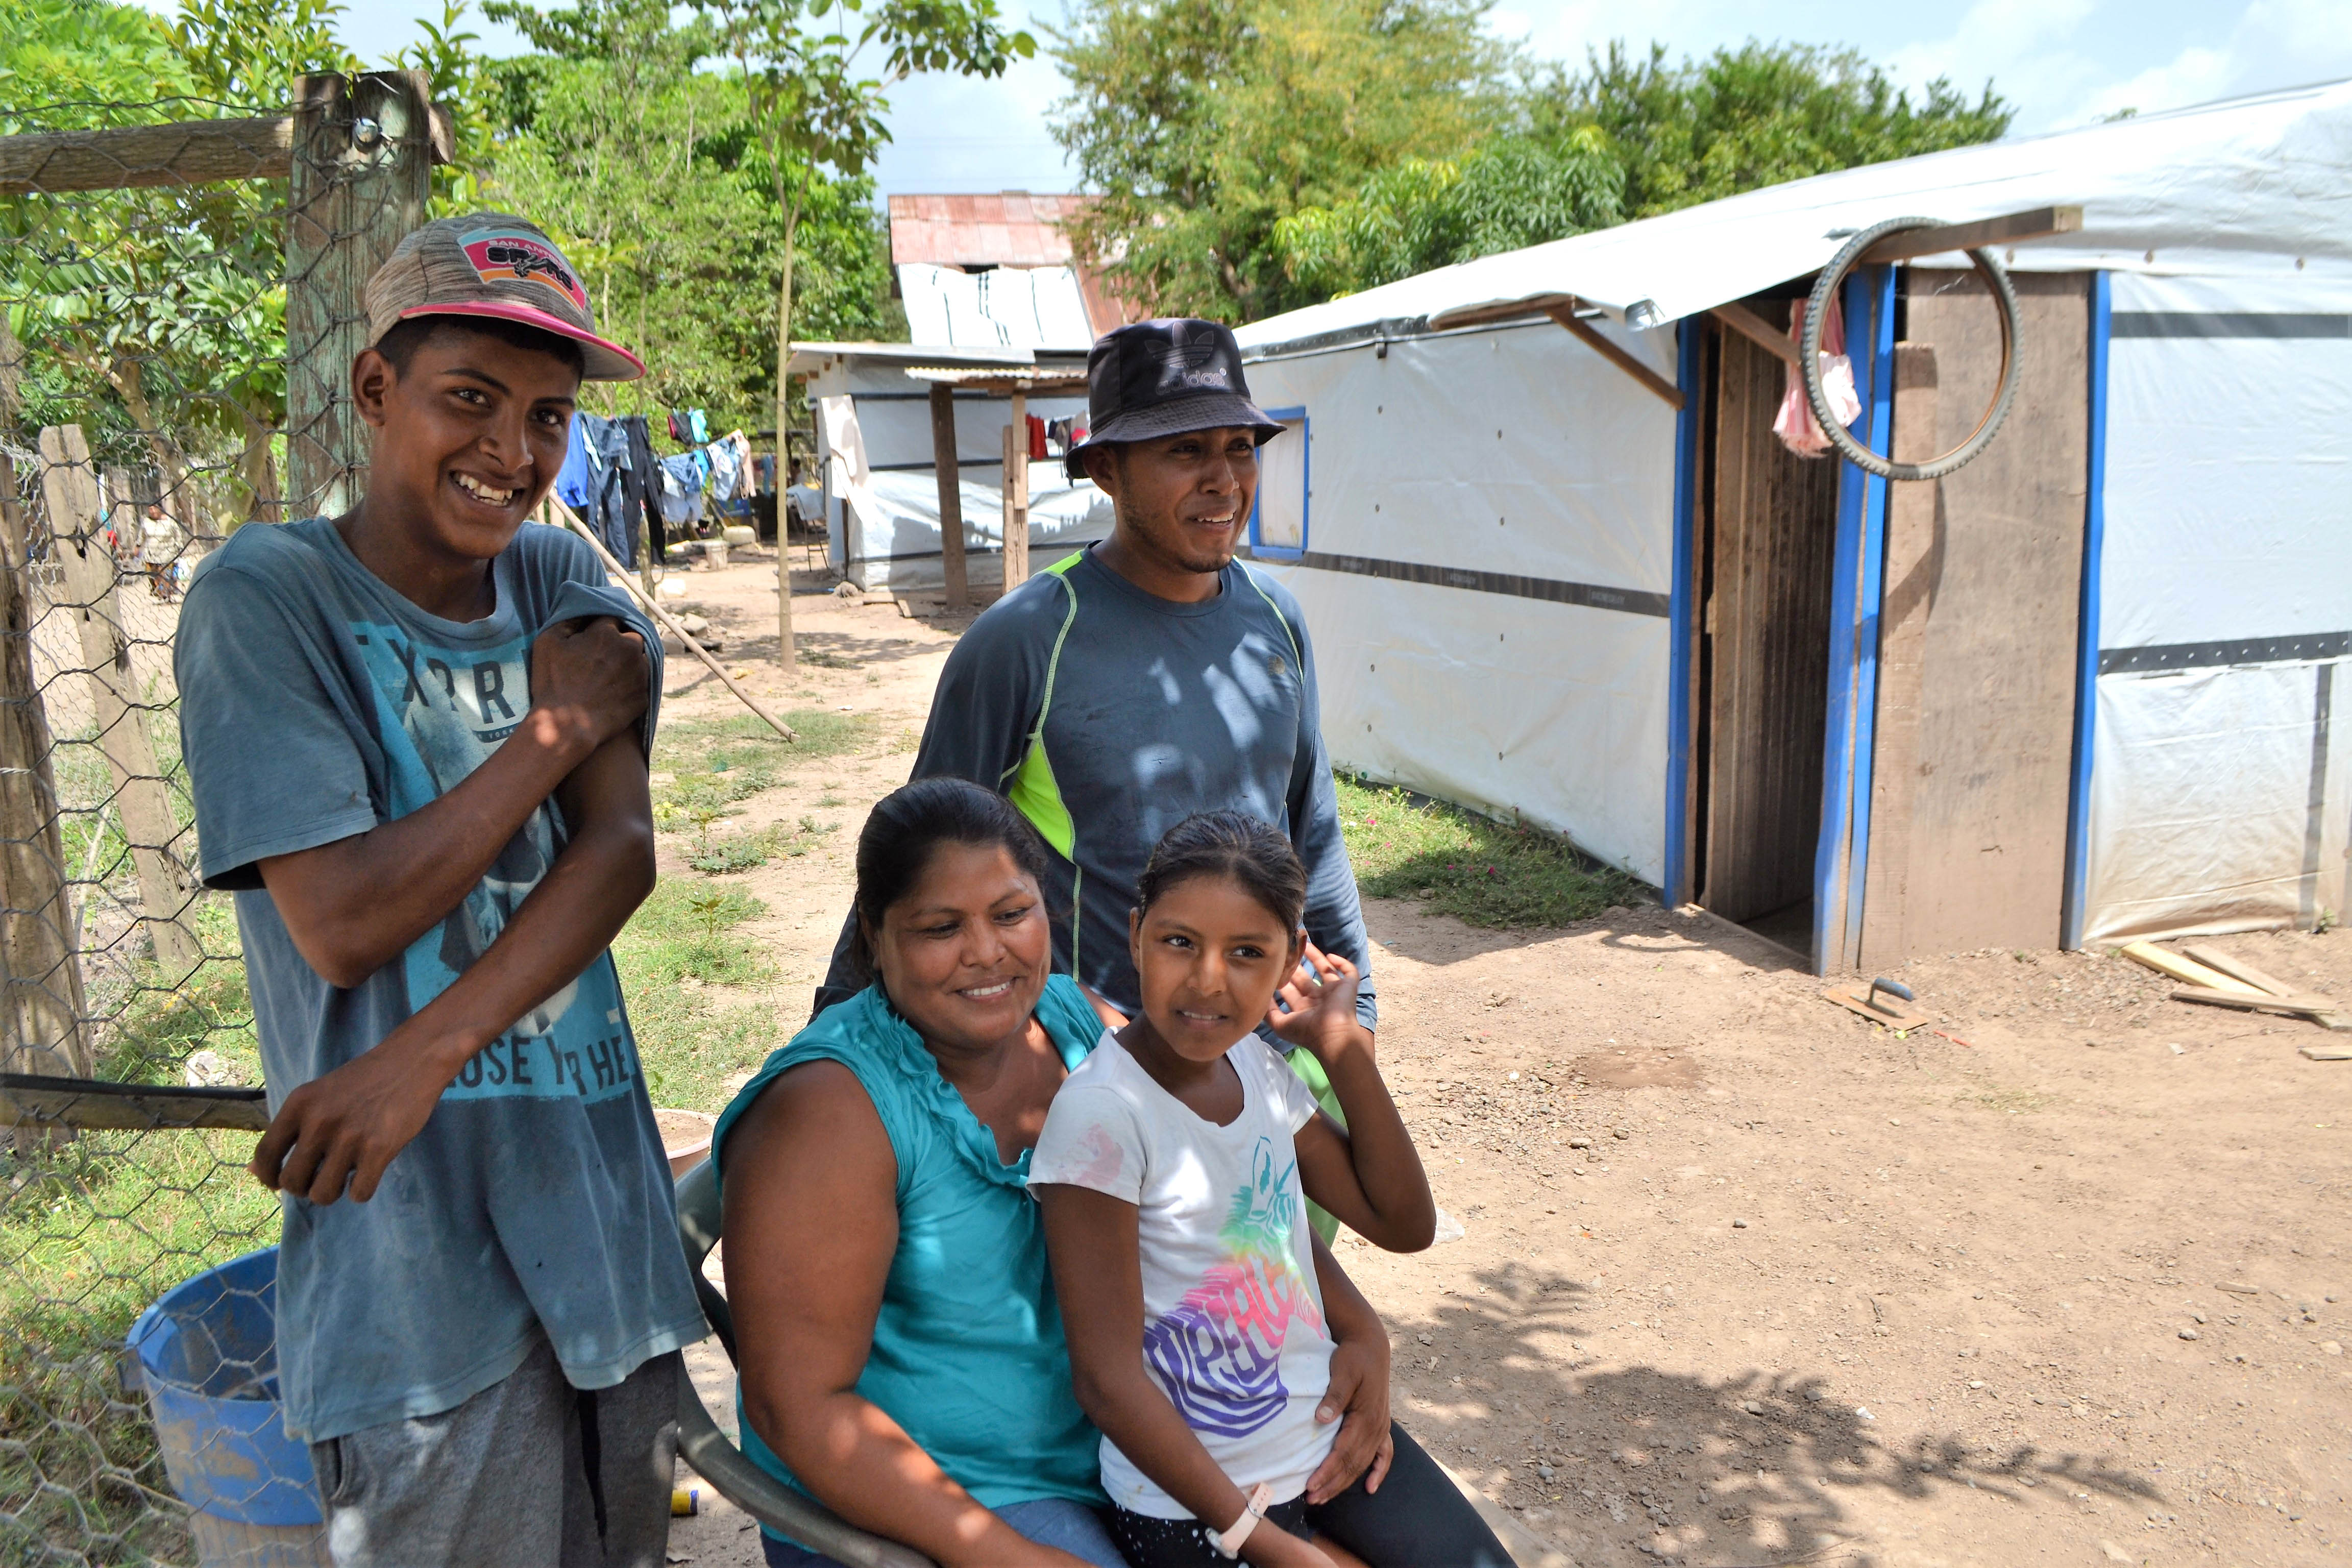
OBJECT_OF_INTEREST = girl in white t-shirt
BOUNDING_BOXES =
[1031,813,1512,1568]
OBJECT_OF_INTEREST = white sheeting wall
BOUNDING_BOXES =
[2085,272,2352,941]
[1243,320,1680,884]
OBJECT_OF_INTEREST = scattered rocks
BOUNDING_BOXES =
[1742,1400,1767,1415]
[2217,1281,2260,1295]
[1731,1217,1749,1228]
[2324,1341,2343,1356]
[1569,1136,1592,1149]
[2179,1328,2200,1341]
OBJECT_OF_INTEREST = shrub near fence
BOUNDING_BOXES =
[0,77,447,1566]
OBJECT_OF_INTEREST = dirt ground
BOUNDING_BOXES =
[659,553,2351,1568]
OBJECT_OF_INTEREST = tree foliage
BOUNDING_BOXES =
[1050,0,1507,321]
[1534,40,2013,219]
[1060,24,2014,319]
[1271,126,1622,299]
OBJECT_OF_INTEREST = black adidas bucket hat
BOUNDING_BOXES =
[1064,318,1284,482]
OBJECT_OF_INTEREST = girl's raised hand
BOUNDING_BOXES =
[1265,940,1367,1061]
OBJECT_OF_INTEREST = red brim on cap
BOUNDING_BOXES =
[398,301,645,382]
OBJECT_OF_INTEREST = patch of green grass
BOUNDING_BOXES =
[614,879,772,988]
[651,710,874,832]
[799,649,858,670]
[613,879,784,1112]
[1336,774,1648,929]
[655,709,873,771]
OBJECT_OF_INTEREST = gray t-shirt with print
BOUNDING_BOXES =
[175,517,703,1442]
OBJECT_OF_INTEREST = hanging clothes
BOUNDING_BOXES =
[1772,297,1861,458]
[704,435,743,503]
[586,415,637,568]
[553,412,599,511]
[666,407,710,446]
[657,454,707,528]
[619,415,663,554]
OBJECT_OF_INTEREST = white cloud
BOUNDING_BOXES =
[2076,0,2352,123]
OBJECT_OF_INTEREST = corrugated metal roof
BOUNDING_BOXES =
[888,192,1092,267]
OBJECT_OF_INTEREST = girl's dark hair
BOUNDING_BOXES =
[848,777,1053,979]
[1135,812,1307,934]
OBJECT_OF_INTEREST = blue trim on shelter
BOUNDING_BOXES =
[1812,266,1897,974]
[1247,406,1311,560]
[2062,272,2113,951]
[1664,319,1702,908]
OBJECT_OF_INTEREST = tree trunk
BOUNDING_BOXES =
[772,188,799,671]
[234,400,282,527]
[0,452,91,1155]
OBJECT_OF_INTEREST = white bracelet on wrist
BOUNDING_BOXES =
[1213,1483,1274,1559]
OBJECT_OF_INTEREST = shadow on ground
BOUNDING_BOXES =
[1393,1263,2159,1567]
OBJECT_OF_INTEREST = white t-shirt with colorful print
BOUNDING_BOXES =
[1031,1031,1337,1517]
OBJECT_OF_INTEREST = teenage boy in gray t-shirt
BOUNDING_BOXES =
[176,214,703,1567]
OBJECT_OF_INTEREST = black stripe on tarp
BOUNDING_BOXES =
[2110,312,2350,339]
[2100,631,2350,674]
[1282,549,1671,617]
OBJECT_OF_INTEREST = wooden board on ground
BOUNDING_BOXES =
[2120,941,2259,994]
[1822,982,1933,1033]
[2187,942,2352,1029]
[2170,985,2342,1018]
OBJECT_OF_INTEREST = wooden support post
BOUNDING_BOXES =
[37,426,201,982]
[775,418,796,671]
[1001,390,1031,590]
[1859,345,1938,970]
[0,454,91,1147]
[928,382,968,610]
[285,70,437,521]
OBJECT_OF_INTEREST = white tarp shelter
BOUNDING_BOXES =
[790,342,1110,594]
[1235,78,2352,967]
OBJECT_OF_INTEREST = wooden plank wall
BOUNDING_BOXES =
[1700,305,1842,925]
[1860,270,2090,963]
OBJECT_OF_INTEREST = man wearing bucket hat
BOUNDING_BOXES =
[175,213,703,1566]
[816,315,1398,1493]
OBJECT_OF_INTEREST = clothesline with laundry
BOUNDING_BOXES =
[552,409,760,564]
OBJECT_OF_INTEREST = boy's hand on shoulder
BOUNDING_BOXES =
[1265,941,1371,1064]
[249,1019,465,1205]
[527,615,647,756]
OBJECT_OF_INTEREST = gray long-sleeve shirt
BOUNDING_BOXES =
[819,547,1375,1027]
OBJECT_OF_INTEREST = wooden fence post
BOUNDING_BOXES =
[928,383,968,610]
[37,425,202,982]
[0,452,91,1138]
[1002,392,1031,590]
[285,70,437,520]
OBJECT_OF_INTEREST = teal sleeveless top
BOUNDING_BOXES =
[709,975,1107,1531]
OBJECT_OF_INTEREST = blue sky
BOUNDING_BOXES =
[134,0,2352,195]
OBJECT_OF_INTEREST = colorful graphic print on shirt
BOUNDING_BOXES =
[350,619,638,1105]
[1141,1135,1327,1438]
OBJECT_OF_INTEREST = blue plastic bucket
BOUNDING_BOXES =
[126,1246,323,1527]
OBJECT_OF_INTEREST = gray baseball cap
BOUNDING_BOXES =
[364,212,643,381]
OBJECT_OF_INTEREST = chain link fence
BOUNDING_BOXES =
[1,79,441,1566]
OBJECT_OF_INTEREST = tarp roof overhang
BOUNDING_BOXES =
[785,340,1056,376]
[1237,77,2352,359]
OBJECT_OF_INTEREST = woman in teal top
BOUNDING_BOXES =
[712,778,1131,1567]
